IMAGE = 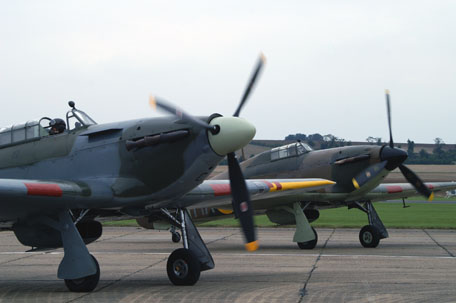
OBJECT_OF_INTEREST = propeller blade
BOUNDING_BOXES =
[399,164,434,201]
[149,96,219,134]
[227,152,258,251]
[352,161,387,190]
[385,89,394,148]
[233,54,266,117]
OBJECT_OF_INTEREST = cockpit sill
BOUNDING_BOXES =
[0,102,96,149]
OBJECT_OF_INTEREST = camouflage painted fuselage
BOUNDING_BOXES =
[0,116,222,221]
[215,145,384,193]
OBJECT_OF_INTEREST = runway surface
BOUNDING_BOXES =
[0,227,455,302]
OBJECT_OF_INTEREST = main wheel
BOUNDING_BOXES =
[64,255,100,292]
[297,227,318,249]
[359,225,380,248]
[167,248,201,286]
[171,232,181,243]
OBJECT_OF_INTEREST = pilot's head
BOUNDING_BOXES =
[49,118,66,135]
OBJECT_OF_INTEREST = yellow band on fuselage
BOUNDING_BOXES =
[352,178,360,189]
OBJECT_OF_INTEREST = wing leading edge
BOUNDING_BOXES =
[365,182,456,202]
[180,178,335,208]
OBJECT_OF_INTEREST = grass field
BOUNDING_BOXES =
[104,202,456,229]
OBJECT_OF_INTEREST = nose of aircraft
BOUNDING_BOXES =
[380,146,408,170]
[208,116,256,156]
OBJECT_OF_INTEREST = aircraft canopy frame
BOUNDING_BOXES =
[270,142,312,161]
[0,120,49,147]
[66,107,97,131]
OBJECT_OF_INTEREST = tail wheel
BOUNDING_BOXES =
[297,227,318,249]
[167,248,201,286]
[359,225,380,248]
[64,254,100,292]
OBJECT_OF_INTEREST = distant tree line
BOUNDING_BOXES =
[405,138,456,164]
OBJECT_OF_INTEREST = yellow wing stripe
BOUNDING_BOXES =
[217,208,234,215]
[268,180,335,192]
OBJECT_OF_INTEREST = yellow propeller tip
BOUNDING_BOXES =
[149,96,157,110]
[428,192,435,202]
[385,89,390,95]
[352,178,360,189]
[259,52,267,63]
[245,240,259,252]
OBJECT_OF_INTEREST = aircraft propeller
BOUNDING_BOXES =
[150,54,266,251]
[352,90,434,201]
[384,90,434,200]
[149,97,220,135]
[226,54,265,251]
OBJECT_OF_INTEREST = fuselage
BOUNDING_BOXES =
[0,115,223,221]
[215,144,383,191]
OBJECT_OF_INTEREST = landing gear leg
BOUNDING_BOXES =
[161,208,214,285]
[40,210,100,292]
[297,227,318,249]
[282,202,318,249]
[353,201,388,248]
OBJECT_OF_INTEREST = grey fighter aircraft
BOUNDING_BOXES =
[0,56,337,292]
[207,90,456,249]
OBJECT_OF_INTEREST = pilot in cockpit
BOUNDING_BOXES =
[49,118,67,135]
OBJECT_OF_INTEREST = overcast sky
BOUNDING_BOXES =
[1,1,455,144]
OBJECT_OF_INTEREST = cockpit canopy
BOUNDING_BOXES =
[0,120,44,146]
[270,142,312,161]
[0,102,96,148]
[65,104,96,131]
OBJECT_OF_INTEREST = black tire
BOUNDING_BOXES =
[172,232,181,243]
[297,227,318,249]
[167,248,201,286]
[359,225,380,248]
[64,255,100,292]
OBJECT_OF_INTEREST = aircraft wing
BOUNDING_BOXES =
[179,178,335,208]
[0,178,90,200]
[0,178,95,220]
[180,180,456,211]
[363,181,456,202]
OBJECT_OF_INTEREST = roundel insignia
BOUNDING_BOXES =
[240,201,248,213]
